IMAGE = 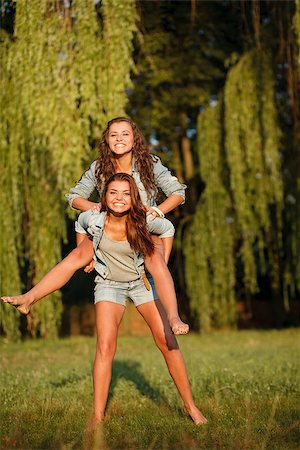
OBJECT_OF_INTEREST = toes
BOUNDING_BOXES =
[2,297,17,305]
[172,324,189,335]
[1,297,30,315]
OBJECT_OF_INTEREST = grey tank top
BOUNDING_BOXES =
[99,232,140,282]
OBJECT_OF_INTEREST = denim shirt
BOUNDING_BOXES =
[75,210,175,279]
[66,156,186,208]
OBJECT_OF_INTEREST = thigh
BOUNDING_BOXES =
[71,236,94,267]
[137,300,178,350]
[150,235,165,258]
[95,301,125,342]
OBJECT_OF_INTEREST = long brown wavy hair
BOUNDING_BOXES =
[100,173,155,256]
[95,117,156,198]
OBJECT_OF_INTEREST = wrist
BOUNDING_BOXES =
[151,206,165,218]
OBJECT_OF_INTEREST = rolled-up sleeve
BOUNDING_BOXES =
[66,161,98,209]
[153,157,186,203]
[146,215,175,238]
[75,211,92,234]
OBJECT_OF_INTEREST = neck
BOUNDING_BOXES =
[113,152,133,173]
[106,210,128,224]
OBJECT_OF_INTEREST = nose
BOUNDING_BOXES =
[116,134,123,141]
[116,192,123,200]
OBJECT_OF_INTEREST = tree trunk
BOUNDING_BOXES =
[179,111,194,181]
[171,138,184,182]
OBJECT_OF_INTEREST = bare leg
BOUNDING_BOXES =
[93,301,125,424]
[1,238,94,314]
[137,299,207,425]
[144,236,189,335]
[161,236,173,264]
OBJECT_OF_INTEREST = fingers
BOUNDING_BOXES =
[83,261,95,273]
[146,208,158,221]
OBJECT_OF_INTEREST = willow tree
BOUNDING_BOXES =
[184,103,236,332]
[286,0,300,303]
[0,30,21,340]
[224,50,284,318]
[0,0,137,339]
[295,0,300,69]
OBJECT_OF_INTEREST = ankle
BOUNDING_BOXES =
[92,413,105,423]
[23,293,36,304]
[168,315,181,323]
[184,402,197,412]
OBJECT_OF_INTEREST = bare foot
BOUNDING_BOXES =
[83,415,105,449]
[169,316,189,335]
[1,295,33,315]
[184,405,208,425]
[88,415,105,430]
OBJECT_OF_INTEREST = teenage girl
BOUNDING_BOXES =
[2,173,207,426]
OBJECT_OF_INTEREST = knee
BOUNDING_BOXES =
[95,340,116,361]
[70,246,91,268]
[154,333,178,354]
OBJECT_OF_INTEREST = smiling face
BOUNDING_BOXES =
[105,180,132,215]
[107,121,134,157]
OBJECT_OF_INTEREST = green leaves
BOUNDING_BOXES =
[0,0,137,339]
[184,103,235,332]
[185,50,285,331]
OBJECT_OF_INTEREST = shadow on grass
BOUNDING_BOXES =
[49,370,89,388]
[108,359,164,405]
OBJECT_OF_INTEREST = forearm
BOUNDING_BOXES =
[156,194,184,214]
[72,197,99,211]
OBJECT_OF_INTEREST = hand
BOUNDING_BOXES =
[91,203,100,212]
[83,260,95,273]
[146,207,158,221]
[146,206,164,221]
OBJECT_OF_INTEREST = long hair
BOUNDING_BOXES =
[95,117,156,198]
[100,173,155,256]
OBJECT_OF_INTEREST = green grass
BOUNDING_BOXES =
[1,329,299,449]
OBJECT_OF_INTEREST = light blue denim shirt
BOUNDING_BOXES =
[66,156,186,208]
[75,210,175,279]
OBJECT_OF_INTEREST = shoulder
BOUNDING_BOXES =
[151,155,165,173]
[79,160,97,179]
[90,160,97,173]
[80,210,106,225]
[91,211,106,227]
[151,154,161,164]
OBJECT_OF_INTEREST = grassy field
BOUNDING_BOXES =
[1,329,299,450]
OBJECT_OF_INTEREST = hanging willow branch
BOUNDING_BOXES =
[224,49,283,298]
[184,102,236,332]
[293,0,300,71]
[284,1,300,302]
[0,0,137,339]
[0,31,22,340]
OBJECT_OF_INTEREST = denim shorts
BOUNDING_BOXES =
[94,275,158,307]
